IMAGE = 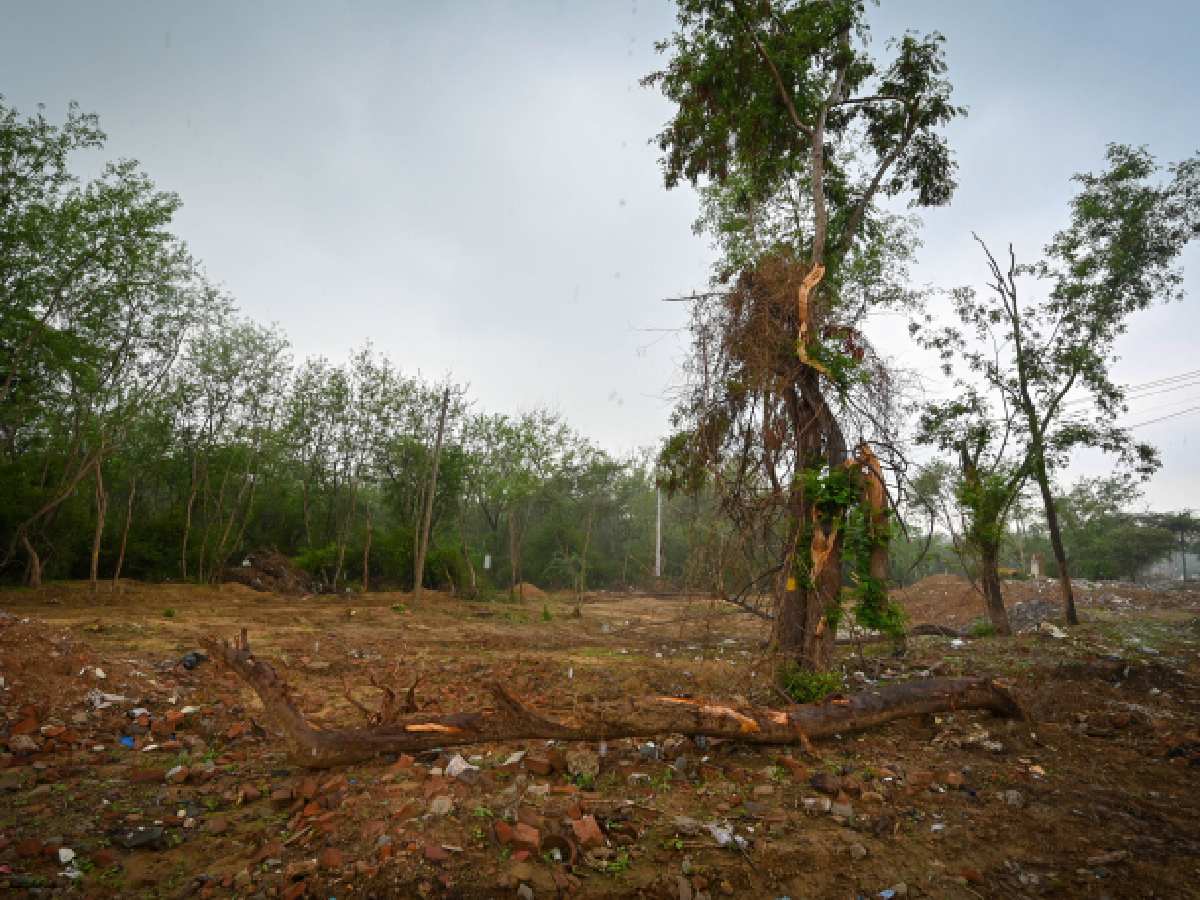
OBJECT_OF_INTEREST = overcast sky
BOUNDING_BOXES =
[3,1,1198,510]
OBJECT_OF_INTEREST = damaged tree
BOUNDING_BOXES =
[646,0,964,669]
[201,629,1023,768]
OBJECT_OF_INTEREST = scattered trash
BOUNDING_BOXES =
[119,736,135,749]
[180,650,208,670]
[445,754,480,782]
[705,822,747,850]
[87,689,128,709]
[1037,621,1068,639]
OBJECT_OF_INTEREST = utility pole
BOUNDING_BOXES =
[655,486,662,579]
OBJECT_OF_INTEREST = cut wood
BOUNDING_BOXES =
[201,628,1024,769]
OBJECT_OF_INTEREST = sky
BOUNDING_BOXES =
[2,0,1198,510]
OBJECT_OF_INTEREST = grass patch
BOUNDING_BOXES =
[968,619,997,638]
[778,663,842,704]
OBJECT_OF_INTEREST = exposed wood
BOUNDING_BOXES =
[201,629,1024,769]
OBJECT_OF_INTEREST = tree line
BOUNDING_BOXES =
[1,97,746,596]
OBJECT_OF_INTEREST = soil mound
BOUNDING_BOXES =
[222,550,319,596]
[513,581,547,598]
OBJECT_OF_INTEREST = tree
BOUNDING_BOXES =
[1,98,218,585]
[646,0,963,669]
[1142,510,1200,581]
[914,385,1029,634]
[1046,477,1176,581]
[917,145,1200,623]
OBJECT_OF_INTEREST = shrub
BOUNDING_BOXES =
[778,663,841,703]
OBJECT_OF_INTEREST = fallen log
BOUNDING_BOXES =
[200,629,1025,768]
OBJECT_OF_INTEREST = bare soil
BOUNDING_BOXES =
[1,579,1198,898]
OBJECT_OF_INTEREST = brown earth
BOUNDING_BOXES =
[0,580,1198,898]
[893,573,1200,633]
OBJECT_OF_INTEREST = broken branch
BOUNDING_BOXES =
[201,630,1024,768]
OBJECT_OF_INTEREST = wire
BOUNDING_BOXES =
[1060,370,1200,407]
[1126,405,1200,429]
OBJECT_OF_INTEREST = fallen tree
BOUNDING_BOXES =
[201,629,1025,768]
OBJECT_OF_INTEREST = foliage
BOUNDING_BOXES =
[1043,477,1177,580]
[777,663,841,703]
[646,0,963,666]
[0,97,747,594]
[914,144,1200,618]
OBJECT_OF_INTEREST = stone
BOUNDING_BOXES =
[571,815,604,849]
[423,844,449,863]
[317,847,343,870]
[494,821,515,845]
[206,816,229,835]
[512,822,541,852]
[1002,789,1024,808]
[428,794,454,816]
[942,771,965,788]
[831,800,854,820]
[848,843,868,860]
[517,885,534,900]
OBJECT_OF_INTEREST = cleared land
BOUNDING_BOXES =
[0,578,1198,898]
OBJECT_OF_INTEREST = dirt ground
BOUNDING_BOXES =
[1,577,1198,899]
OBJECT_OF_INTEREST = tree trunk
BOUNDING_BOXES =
[182,456,200,580]
[21,533,42,589]
[1032,458,1078,625]
[508,513,521,599]
[333,479,356,591]
[361,509,373,593]
[112,477,136,592]
[979,543,1012,635]
[89,462,108,595]
[460,536,478,600]
[773,374,847,671]
[414,386,450,601]
[202,629,1024,769]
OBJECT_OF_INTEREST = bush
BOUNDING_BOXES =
[778,663,841,703]
[968,619,997,638]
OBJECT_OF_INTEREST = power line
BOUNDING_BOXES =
[1127,404,1200,429]
[1060,369,1200,407]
